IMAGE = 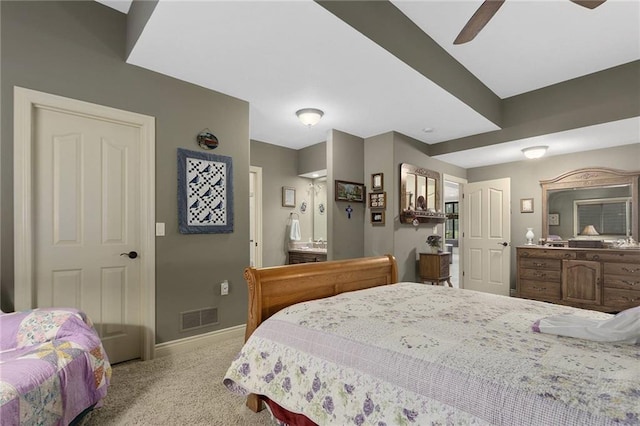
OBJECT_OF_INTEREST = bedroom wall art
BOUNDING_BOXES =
[196,128,219,150]
[177,148,233,234]
[335,180,365,202]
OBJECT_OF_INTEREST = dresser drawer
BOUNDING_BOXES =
[603,288,640,310]
[519,279,561,300]
[585,251,640,264]
[518,249,576,260]
[519,268,561,281]
[604,274,640,291]
[519,258,561,271]
[604,263,640,277]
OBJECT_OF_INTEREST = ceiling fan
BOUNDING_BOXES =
[453,0,607,45]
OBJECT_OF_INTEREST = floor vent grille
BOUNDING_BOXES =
[180,307,218,332]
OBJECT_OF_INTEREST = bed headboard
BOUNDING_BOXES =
[243,254,398,341]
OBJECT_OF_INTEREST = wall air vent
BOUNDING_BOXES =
[180,307,219,332]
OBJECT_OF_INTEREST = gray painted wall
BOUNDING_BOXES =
[364,133,395,259]
[328,130,365,260]
[298,142,327,176]
[467,143,640,288]
[250,140,314,267]
[1,1,250,343]
[391,133,467,281]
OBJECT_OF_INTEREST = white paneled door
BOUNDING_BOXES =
[462,178,511,296]
[14,87,156,363]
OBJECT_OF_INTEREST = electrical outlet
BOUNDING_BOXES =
[220,280,229,296]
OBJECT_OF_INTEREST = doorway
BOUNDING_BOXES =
[14,87,156,362]
[462,177,511,296]
[443,175,466,288]
[249,166,263,268]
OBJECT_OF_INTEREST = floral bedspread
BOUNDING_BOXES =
[224,283,640,425]
[0,308,111,425]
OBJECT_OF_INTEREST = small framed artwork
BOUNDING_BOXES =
[282,186,296,207]
[371,173,384,191]
[549,213,560,226]
[335,180,365,202]
[368,192,386,209]
[520,198,534,213]
[371,210,385,225]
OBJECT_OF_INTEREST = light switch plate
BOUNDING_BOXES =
[155,222,165,236]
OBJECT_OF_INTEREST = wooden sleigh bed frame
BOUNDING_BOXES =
[242,254,398,412]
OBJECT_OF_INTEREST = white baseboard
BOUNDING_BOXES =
[154,324,245,359]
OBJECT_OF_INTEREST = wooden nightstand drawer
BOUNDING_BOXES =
[519,279,561,299]
[519,258,561,271]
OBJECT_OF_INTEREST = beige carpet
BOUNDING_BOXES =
[80,335,274,425]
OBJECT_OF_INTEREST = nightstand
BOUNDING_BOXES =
[419,252,452,287]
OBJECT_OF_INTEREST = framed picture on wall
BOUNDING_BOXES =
[520,198,534,213]
[368,192,386,209]
[371,210,385,225]
[371,173,384,191]
[335,180,365,202]
[282,186,296,207]
[549,213,560,226]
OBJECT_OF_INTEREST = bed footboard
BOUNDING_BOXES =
[242,254,397,412]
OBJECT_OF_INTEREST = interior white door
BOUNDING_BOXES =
[462,178,511,296]
[249,167,263,268]
[33,107,142,363]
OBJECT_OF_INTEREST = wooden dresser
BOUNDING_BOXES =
[517,246,640,312]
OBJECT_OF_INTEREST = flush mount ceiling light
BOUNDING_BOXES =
[521,145,548,159]
[296,108,324,127]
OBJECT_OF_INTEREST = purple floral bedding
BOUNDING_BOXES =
[224,283,640,425]
[0,308,111,425]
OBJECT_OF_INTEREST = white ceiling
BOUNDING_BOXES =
[97,0,640,168]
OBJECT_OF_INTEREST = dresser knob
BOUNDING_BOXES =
[622,281,639,287]
[592,255,600,260]
[622,267,639,274]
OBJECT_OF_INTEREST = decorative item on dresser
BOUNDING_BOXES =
[517,246,640,312]
[419,252,452,286]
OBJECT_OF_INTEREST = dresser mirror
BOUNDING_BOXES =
[400,163,442,224]
[541,168,639,242]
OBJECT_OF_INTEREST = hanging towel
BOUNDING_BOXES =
[532,306,640,344]
[289,219,301,241]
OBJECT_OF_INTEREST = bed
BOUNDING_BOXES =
[0,307,111,425]
[224,255,640,425]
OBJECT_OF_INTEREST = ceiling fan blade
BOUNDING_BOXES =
[570,0,607,9]
[454,0,505,45]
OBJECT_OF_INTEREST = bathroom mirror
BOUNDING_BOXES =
[400,163,443,224]
[541,168,639,241]
[312,177,327,241]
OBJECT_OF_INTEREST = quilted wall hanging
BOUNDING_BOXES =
[177,148,233,234]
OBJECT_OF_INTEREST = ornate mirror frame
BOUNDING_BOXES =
[540,167,640,240]
[399,163,444,224]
